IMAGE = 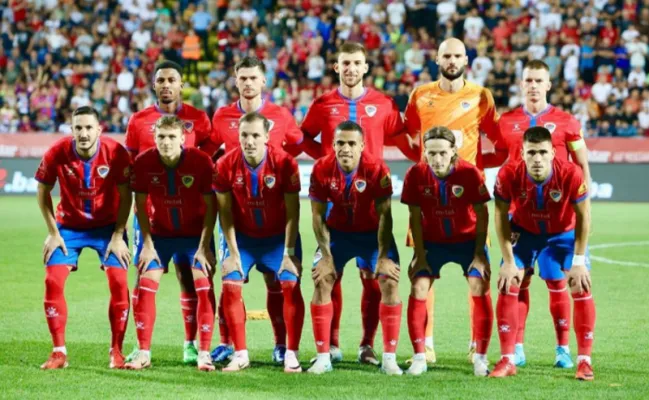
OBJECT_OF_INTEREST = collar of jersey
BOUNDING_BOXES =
[336,87,368,102]
[237,98,266,114]
[158,148,185,170]
[522,104,553,119]
[154,101,183,115]
[428,163,455,182]
[242,148,267,172]
[72,138,101,163]
[526,167,553,186]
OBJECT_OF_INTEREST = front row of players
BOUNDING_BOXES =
[36,106,595,380]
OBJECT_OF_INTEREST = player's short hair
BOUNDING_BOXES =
[239,111,271,133]
[338,41,367,57]
[234,56,266,74]
[334,120,364,136]
[523,126,552,143]
[423,126,458,162]
[154,60,183,77]
[71,106,99,121]
[523,59,550,72]
[155,115,184,133]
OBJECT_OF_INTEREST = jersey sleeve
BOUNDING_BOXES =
[493,167,512,203]
[565,116,586,152]
[112,145,132,185]
[400,165,420,206]
[568,166,588,204]
[283,109,304,146]
[282,155,301,193]
[479,88,503,145]
[34,147,58,185]
[130,157,148,193]
[308,162,327,203]
[124,115,139,160]
[373,162,393,199]
[463,166,492,204]
[212,158,232,193]
[383,98,407,139]
[195,111,219,158]
[300,100,321,139]
[403,88,422,137]
[198,154,215,194]
[210,111,225,150]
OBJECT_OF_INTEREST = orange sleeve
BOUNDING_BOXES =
[403,88,422,138]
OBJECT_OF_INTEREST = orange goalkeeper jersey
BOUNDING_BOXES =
[404,80,503,170]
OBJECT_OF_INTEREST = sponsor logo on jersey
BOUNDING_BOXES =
[97,165,110,178]
[550,189,562,202]
[235,175,244,186]
[423,187,433,196]
[182,175,194,188]
[330,107,339,115]
[264,175,276,188]
[152,176,160,184]
[330,180,338,190]
[452,185,464,197]
[365,105,377,117]
[513,123,521,131]
[229,121,238,129]
[544,123,557,133]
[354,179,367,192]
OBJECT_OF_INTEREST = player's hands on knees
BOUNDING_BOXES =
[377,257,400,282]
[221,255,243,278]
[312,255,335,285]
[105,234,131,269]
[279,255,302,280]
[194,246,216,277]
[497,262,521,294]
[137,245,161,274]
[43,233,67,264]
[567,265,592,294]
[469,251,491,281]
[408,253,431,281]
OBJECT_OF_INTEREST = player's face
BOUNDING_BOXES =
[239,120,269,159]
[155,127,185,159]
[522,141,556,181]
[334,51,369,89]
[72,114,101,153]
[521,68,552,103]
[424,138,456,177]
[236,67,266,100]
[437,44,468,81]
[153,68,183,105]
[333,129,364,172]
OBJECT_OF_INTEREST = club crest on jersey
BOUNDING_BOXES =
[544,123,556,133]
[97,166,110,178]
[183,122,194,133]
[461,101,471,110]
[550,190,562,202]
[182,175,194,188]
[354,179,367,192]
[264,175,276,188]
[365,105,377,117]
[452,185,464,197]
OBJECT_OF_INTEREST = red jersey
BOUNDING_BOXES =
[498,106,584,164]
[211,100,303,152]
[494,159,588,235]
[309,152,393,233]
[401,159,491,243]
[35,136,131,230]
[125,103,215,160]
[131,148,214,237]
[301,88,407,158]
[213,146,301,238]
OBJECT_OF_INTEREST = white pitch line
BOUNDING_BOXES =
[590,241,649,268]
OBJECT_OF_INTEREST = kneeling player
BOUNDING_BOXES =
[125,116,217,372]
[214,112,305,373]
[402,127,494,377]
[37,106,132,369]
[308,121,403,375]
[490,127,595,381]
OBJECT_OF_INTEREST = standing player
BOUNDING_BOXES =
[125,60,217,365]
[210,56,304,365]
[308,121,403,375]
[401,127,493,377]
[497,60,592,368]
[36,106,131,369]
[489,127,595,381]
[299,41,419,365]
[403,37,507,364]
[125,116,216,372]
[213,112,305,373]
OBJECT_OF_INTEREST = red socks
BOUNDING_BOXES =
[44,266,70,347]
[471,292,494,355]
[106,268,129,353]
[217,292,230,345]
[330,275,343,347]
[222,282,247,351]
[516,279,531,344]
[195,277,215,352]
[572,291,596,356]
[380,302,402,353]
[311,302,333,354]
[134,278,159,351]
[180,291,198,342]
[496,285,520,356]
[547,279,571,346]
[281,281,305,351]
[267,285,286,347]
[360,277,381,347]
[407,296,427,354]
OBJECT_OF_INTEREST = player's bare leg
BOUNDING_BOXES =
[264,271,287,364]
[377,262,403,376]
[308,260,336,374]
[42,265,72,370]
[514,273,532,367]
[358,268,380,366]
[406,275,432,376]
[468,277,493,377]
[176,262,199,365]
[106,267,130,369]
[222,280,250,372]
[406,286,436,366]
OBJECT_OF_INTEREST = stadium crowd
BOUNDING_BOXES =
[1,0,649,138]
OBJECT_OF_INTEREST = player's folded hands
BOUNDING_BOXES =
[221,255,243,278]
[377,257,400,281]
[194,247,216,277]
[137,245,161,273]
[105,234,131,269]
[469,252,491,281]
[567,265,592,294]
[497,262,521,294]
[312,255,335,285]
[408,254,431,281]
[43,233,67,264]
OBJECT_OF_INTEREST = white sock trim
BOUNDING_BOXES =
[53,346,67,355]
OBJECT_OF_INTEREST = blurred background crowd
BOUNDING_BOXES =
[1,0,648,137]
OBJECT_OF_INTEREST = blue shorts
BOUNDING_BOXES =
[46,224,127,271]
[135,235,214,272]
[414,240,489,279]
[313,229,400,274]
[220,232,303,282]
[133,217,141,259]
[508,224,591,280]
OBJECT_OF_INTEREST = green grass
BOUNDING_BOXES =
[1,198,648,399]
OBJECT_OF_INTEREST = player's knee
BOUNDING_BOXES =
[264,272,280,289]
[379,277,400,302]
[468,277,489,296]
[141,269,164,282]
[410,277,431,299]
[176,265,195,290]
[359,269,376,280]
[314,272,336,292]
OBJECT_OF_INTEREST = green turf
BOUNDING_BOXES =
[1,197,648,399]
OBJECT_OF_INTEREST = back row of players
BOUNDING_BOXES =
[36,39,595,380]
